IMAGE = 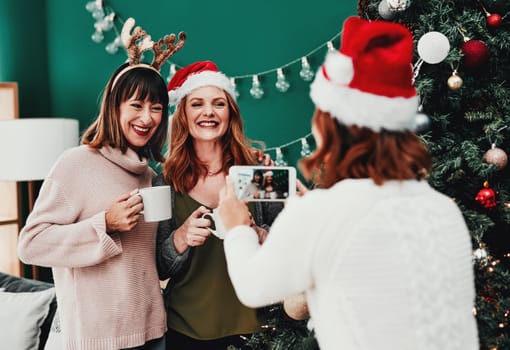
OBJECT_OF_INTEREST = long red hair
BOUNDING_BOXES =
[163,93,259,192]
[300,109,432,188]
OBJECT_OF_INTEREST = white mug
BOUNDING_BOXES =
[137,186,172,222]
[201,208,227,240]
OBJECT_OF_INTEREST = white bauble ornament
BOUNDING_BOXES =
[283,292,309,320]
[417,32,450,64]
[378,0,396,20]
[387,0,410,11]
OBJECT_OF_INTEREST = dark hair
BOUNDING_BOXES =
[300,109,432,188]
[81,63,169,162]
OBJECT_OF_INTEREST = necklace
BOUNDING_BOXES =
[207,168,223,176]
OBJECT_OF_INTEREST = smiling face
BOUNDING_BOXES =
[119,95,163,150]
[184,86,230,144]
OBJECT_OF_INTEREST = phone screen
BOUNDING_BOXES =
[229,166,296,201]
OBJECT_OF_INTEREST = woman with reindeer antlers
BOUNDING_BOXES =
[18,19,185,350]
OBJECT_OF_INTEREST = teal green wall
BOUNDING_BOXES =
[0,0,50,115]
[2,0,357,168]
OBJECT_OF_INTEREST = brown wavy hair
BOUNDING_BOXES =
[163,93,259,192]
[300,109,432,188]
[81,63,169,162]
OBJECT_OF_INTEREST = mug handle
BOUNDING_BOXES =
[201,213,217,234]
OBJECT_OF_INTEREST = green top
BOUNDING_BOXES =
[167,192,263,340]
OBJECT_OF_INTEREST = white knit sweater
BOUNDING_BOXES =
[18,145,166,350]
[224,179,479,350]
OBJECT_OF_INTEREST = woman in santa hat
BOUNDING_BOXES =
[154,60,281,349]
[218,16,479,350]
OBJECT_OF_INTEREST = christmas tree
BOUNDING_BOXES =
[357,0,510,348]
[242,1,510,349]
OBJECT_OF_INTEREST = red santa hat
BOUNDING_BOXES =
[167,60,236,106]
[310,16,419,132]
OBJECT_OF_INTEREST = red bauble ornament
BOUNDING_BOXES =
[475,181,497,208]
[461,39,489,68]
[487,13,502,28]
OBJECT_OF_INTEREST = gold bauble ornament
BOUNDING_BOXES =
[447,71,463,91]
[283,292,309,320]
[483,144,508,170]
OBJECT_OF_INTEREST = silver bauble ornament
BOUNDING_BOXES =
[413,113,431,133]
[378,0,396,20]
[483,145,508,169]
[387,0,410,11]
[283,292,309,320]
[473,245,489,266]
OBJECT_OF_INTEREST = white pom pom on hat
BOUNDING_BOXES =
[310,16,419,132]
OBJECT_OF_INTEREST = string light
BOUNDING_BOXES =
[87,2,320,159]
[86,1,340,99]
[275,68,290,93]
[299,57,315,81]
[230,78,240,99]
[166,63,176,83]
[249,75,264,99]
[275,148,288,166]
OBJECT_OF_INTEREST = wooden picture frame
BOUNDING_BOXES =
[0,82,19,120]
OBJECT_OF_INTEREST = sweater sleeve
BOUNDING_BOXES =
[153,173,191,280]
[17,177,123,268]
[224,194,317,308]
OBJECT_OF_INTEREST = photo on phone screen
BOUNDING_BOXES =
[229,166,296,202]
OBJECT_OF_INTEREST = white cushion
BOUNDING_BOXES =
[0,287,55,350]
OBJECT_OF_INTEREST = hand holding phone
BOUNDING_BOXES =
[228,166,297,202]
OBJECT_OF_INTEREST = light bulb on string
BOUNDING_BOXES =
[275,147,288,166]
[300,138,312,157]
[275,68,290,93]
[327,41,335,52]
[166,64,176,83]
[100,12,115,32]
[105,39,119,54]
[230,78,240,99]
[249,75,264,99]
[92,7,105,20]
[85,1,98,12]
[91,30,104,43]
[299,57,314,81]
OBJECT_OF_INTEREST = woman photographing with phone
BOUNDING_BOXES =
[218,17,478,350]
[154,61,282,349]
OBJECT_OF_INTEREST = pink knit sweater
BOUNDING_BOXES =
[18,145,166,350]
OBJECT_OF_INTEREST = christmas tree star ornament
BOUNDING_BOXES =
[483,144,508,169]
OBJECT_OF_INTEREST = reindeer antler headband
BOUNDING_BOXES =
[111,17,186,89]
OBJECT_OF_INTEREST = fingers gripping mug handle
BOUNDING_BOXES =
[201,213,217,234]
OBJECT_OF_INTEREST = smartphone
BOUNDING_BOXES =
[228,166,297,201]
